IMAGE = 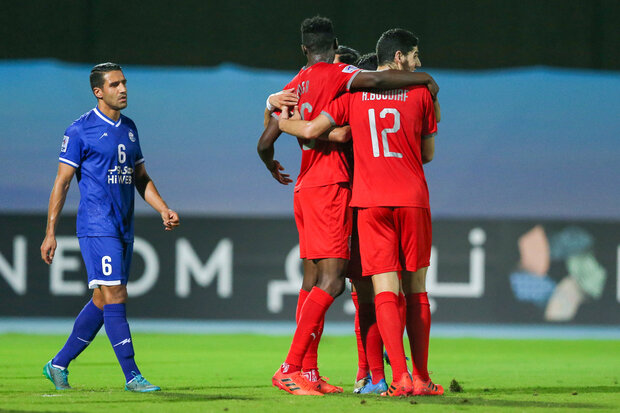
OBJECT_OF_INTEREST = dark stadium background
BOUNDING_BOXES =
[1,0,619,328]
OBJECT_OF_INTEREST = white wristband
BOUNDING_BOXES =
[266,96,275,112]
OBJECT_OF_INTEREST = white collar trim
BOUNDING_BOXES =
[94,107,122,127]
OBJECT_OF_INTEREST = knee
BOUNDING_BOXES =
[101,287,128,305]
[318,276,346,298]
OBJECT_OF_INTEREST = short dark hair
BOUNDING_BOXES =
[301,16,335,54]
[356,53,378,70]
[335,45,360,65]
[376,29,419,66]
[90,62,122,90]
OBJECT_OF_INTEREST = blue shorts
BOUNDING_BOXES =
[78,236,133,289]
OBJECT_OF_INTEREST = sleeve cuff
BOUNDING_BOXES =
[320,111,337,127]
[59,157,79,168]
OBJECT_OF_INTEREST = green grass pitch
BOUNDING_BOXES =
[1,333,618,412]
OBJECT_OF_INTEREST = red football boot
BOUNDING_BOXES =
[413,375,444,396]
[272,368,324,396]
[381,373,414,397]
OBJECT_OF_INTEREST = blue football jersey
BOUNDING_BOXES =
[59,107,144,241]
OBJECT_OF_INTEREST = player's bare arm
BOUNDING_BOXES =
[422,137,435,164]
[257,116,292,185]
[279,105,351,143]
[134,163,180,231]
[351,70,439,98]
[279,106,333,141]
[327,125,351,142]
[40,162,76,264]
[433,98,441,123]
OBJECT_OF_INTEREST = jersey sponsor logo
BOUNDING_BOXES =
[113,338,132,347]
[128,130,136,142]
[107,165,134,185]
[342,65,359,74]
[61,136,69,152]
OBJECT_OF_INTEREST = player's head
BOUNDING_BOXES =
[334,45,360,65]
[355,53,378,71]
[300,16,338,59]
[90,62,128,110]
[376,28,421,72]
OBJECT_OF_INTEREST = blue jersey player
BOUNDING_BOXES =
[40,62,180,392]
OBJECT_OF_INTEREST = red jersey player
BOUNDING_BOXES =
[258,17,439,396]
[279,28,443,397]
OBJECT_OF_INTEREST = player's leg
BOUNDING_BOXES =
[296,260,317,323]
[371,271,412,396]
[272,190,325,396]
[92,238,159,392]
[43,237,106,390]
[352,277,387,394]
[350,282,370,390]
[295,191,318,324]
[298,257,347,393]
[399,207,443,395]
[358,206,412,396]
[301,184,350,392]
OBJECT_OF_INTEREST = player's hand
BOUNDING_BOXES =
[161,209,180,231]
[40,235,57,264]
[268,160,293,185]
[290,105,301,120]
[426,75,439,99]
[269,89,299,110]
[280,105,290,120]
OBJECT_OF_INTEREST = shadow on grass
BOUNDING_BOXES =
[348,395,602,410]
[152,392,256,403]
[467,385,619,395]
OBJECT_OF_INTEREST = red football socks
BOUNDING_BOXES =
[365,318,385,383]
[399,292,407,336]
[285,287,334,368]
[375,291,408,380]
[296,289,310,324]
[406,292,431,381]
[302,317,323,372]
[352,292,370,380]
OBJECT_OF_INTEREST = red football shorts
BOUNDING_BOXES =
[294,183,352,260]
[357,206,432,276]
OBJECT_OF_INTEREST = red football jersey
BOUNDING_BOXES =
[280,62,361,191]
[323,86,437,208]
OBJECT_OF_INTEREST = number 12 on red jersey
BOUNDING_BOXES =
[368,108,403,158]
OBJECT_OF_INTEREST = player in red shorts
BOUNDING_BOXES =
[278,28,444,397]
[258,17,439,396]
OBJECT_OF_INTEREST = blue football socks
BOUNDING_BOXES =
[104,303,140,382]
[52,299,103,368]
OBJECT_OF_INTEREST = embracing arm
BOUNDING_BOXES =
[257,116,292,185]
[278,105,337,141]
[40,163,75,264]
[134,163,180,231]
[351,70,439,98]
[279,115,333,140]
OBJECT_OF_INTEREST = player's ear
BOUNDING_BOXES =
[333,38,338,50]
[301,45,308,56]
[394,50,404,64]
[92,87,103,99]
